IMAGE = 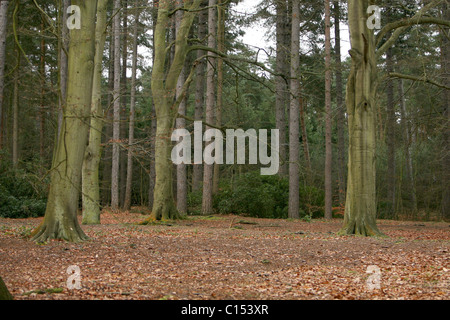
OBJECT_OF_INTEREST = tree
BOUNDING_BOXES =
[324,0,332,220]
[0,0,9,150]
[334,0,346,207]
[111,0,121,211]
[202,0,216,215]
[288,0,300,219]
[339,0,450,236]
[31,0,98,242]
[82,0,109,225]
[124,0,141,211]
[275,0,289,177]
[144,0,203,221]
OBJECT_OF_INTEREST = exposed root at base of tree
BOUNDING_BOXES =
[338,221,386,237]
[138,206,184,225]
[30,220,89,243]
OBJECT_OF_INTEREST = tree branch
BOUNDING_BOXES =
[388,72,450,90]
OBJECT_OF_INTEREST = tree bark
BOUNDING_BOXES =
[0,0,8,150]
[202,0,216,215]
[192,2,207,192]
[275,0,288,177]
[176,1,188,215]
[339,0,383,236]
[12,49,19,168]
[58,0,70,141]
[124,0,141,211]
[143,0,202,221]
[334,0,346,206]
[82,0,108,225]
[288,0,300,219]
[441,1,450,221]
[386,47,396,219]
[111,0,121,211]
[31,0,98,243]
[324,0,333,220]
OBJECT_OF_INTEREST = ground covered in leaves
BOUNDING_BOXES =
[0,210,449,300]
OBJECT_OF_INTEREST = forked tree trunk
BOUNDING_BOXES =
[143,0,202,221]
[339,0,383,236]
[82,0,108,225]
[31,0,98,242]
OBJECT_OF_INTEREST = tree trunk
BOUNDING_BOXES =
[213,0,225,195]
[192,2,207,192]
[176,2,188,215]
[386,47,396,219]
[144,0,202,221]
[58,0,70,141]
[398,78,417,215]
[82,0,108,225]
[288,0,300,219]
[124,0,140,211]
[339,0,383,236]
[12,50,19,168]
[40,18,46,165]
[276,0,288,177]
[441,1,450,221]
[202,0,216,215]
[0,0,8,150]
[324,0,333,220]
[30,0,98,243]
[334,0,346,206]
[120,0,128,208]
[0,276,12,300]
[111,0,121,211]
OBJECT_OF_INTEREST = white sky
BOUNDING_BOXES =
[234,0,351,61]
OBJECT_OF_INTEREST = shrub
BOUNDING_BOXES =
[0,159,48,218]
[213,171,324,219]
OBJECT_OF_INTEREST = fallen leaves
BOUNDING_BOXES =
[0,212,448,300]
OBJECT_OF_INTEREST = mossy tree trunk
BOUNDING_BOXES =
[82,0,108,225]
[339,0,383,236]
[31,0,98,242]
[143,0,202,222]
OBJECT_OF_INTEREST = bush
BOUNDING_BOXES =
[212,171,324,219]
[0,159,48,218]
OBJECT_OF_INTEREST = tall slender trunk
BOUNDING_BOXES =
[12,51,19,168]
[299,96,311,181]
[441,1,450,221]
[124,0,140,211]
[386,47,396,218]
[398,78,417,214]
[192,2,207,192]
[202,0,216,215]
[213,0,225,194]
[0,0,8,150]
[31,0,98,243]
[288,0,300,219]
[324,0,333,220]
[40,18,46,165]
[334,0,346,206]
[120,0,128,207]
[111,0,121,211]
[176,1,188,215]
[276,0,288,177]
[82,0,109,225]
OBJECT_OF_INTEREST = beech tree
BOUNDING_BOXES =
[31,0,98,242]
[144,0,203,221]
[339,0,450,236]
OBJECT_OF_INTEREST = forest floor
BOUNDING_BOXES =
[0,210,449,300]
